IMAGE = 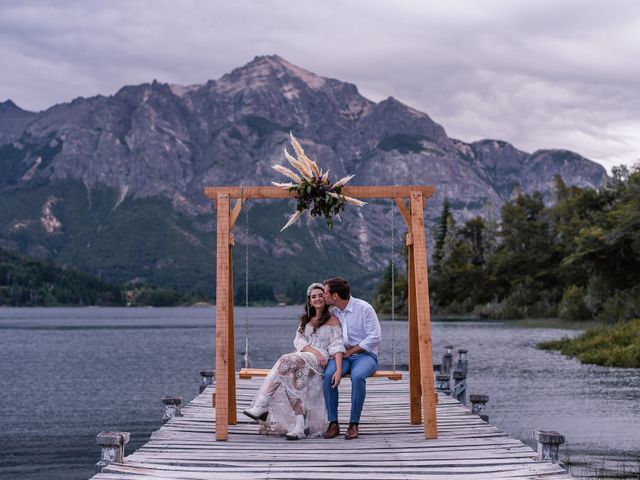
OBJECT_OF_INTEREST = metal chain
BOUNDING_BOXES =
[390,198,397,372]
[242,186,251,369]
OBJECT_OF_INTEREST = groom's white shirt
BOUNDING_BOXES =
[330,296,381,356]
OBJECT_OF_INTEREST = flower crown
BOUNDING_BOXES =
[306,282,325,297]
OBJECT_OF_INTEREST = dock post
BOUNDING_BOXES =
[162,396,183,424]
[469,394,489,422]
[455,349,468,372]
[435,374,451,395]
[453,349,468,404]
[200,369,215,393]
[95,431,130,473]
[442,345,453,373]
[452,370,467,404]
[432,363,441,373]
[533,430,566,463]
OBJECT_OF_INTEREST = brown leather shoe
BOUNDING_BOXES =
[345,423,359,440]
[323,422,340,439]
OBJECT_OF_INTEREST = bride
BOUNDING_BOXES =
[243,282,345,439]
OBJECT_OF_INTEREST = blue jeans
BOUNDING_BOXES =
[323,352,378,424]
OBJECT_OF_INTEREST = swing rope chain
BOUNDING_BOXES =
[242,186,251,369]
[390,198,397,373]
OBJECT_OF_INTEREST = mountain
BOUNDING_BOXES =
[0,55,608,298]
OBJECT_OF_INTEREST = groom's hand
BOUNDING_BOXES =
[331,371,341,388]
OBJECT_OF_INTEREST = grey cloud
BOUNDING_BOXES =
[0,0,638,170]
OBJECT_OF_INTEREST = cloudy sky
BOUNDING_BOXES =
[1,0,639,172]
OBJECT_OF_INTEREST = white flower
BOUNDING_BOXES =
[272,164,302,184]
[281,210,302,231]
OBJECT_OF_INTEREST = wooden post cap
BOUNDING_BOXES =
[533,430,566,445]
[469,394,489,404]
[161,396,182,406]
[96,431,130,447]
[200,370,215,378]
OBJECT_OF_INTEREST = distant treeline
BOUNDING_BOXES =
[0,247,198,307]
[375,164,640,323]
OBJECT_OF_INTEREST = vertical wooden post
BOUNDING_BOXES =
[227,240,237,425]
[410,191,438,439]
[215,194,230,440]
[406,234,421,425]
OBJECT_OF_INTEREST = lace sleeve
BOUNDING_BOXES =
[293,329,308,351]
[327,325,346,356]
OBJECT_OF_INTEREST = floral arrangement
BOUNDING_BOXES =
[272,133,366,230]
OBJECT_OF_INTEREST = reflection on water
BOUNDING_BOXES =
[0,307,638,479]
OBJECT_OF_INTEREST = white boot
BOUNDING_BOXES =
[243,396,269,422]
[285,415,306,440]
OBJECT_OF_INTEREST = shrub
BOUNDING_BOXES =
[558,285,591,321]
[538,319,640,368]
[597,286,640,324]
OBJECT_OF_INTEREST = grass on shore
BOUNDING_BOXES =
[538,319,640,369]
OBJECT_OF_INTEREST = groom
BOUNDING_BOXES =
[322,277,381,440]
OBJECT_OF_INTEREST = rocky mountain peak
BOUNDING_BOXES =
[1,99,24,112]
[0,56,610,295]
[214,55,328,96]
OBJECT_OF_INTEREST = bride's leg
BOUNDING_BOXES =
[276,354,307,414]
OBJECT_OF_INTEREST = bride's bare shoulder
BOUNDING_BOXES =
[326,316,341,327]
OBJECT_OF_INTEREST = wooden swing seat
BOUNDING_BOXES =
[239,367,403,381]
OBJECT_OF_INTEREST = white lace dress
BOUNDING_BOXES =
[250,323,345,436]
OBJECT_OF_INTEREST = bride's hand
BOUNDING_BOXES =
[331,371,341,388]
[315,350,327,368]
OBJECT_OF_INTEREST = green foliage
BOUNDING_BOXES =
[0,246,123,306]
[395,164,640,323]
[597,286,640,323]
[433,197,452,263]
[373,262,408,315]
[126,286,196,307]
[0,246,199,307]
[290,179,345,230]
[234,281,277,305]
[0,179,216,297]
[538,319,640,368]
[558,286,591,321]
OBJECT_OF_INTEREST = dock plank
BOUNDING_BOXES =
[91,377,572,479]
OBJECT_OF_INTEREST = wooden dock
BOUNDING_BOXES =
[91,376,572,479]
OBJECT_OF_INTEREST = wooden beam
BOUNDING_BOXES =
[407,240,421,425]
[394,198,412,229]
[239,368,402,381]
[214,194,230,441]
[410,191,438,439]
[227,244,237,425]
[229,199,244,230]
[205,185,435,201]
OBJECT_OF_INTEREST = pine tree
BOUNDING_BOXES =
[434,197,452,264]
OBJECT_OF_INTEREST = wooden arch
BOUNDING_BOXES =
[204,185,438,441]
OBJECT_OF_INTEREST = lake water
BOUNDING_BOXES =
[0,307,639,479]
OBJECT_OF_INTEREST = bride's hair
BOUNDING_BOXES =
[299,287,331,333]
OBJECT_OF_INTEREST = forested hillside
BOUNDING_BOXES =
[375,165,640,323]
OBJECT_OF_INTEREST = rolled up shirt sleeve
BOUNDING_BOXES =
[358,305,381,353]
[328,326,346,356]
[293,330,308,351]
